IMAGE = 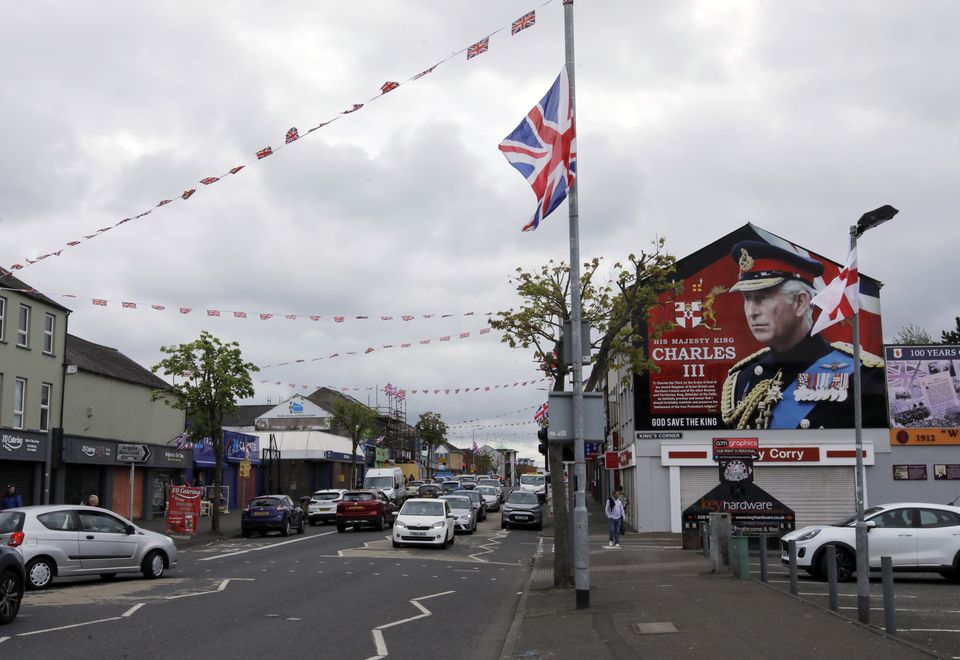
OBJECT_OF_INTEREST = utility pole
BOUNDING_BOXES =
[563,0,589,610]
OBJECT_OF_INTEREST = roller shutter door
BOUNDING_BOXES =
[0,462,36,506]
[680,466,856,529]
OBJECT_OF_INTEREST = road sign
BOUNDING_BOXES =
[117,443,151,463]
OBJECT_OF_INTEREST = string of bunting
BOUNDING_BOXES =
[257,325,494,370]
[450,404,540,425]
[262,377,549,394]
[0,287,497,322]
[8,2,555,272]
[449,420,538,430]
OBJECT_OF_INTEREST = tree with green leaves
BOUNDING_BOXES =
[489,239,678,588]
[152,331,258,534]
[330,398,378,487]
[941,317,960,344]
[892,324,933,345]
[415,412,448,480]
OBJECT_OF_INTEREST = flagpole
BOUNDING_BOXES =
[563,0,590,610]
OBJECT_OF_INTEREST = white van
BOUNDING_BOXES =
[363,467,406,504]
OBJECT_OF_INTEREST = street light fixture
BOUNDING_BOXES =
[850,204,898,625]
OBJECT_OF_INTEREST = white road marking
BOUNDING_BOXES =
[16,602,146,637]
[199,531,336,561]
[364,590,455,659]
[469,530,508,562]
[902,629,960,633]
[165,578,255,600]
[0,637,9,644]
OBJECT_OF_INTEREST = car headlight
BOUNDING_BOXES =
[431,521,446,529]
[394,521,407,529]
[796,528,821,542]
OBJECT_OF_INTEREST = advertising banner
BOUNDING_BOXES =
[885,345,960,428]
[682,480,796,536]
[165,485,203,535]
[636,225,885,431]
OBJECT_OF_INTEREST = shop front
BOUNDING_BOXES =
[0,429,48,505]
[60,435,117,508]
[192,431,259,510]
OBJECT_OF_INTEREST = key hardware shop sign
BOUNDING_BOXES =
[683,480,796,537]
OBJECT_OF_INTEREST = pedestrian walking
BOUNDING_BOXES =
[605,490,625,548]
[2,485,23,509]
[85,494,100,507]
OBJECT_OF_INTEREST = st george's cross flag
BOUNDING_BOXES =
[810,247,859,335]
[499,68,577,231]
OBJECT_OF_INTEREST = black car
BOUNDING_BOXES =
[0,545,25,624]
[417,484,441,498]
[241,495,306,537]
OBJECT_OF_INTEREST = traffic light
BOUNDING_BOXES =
[537,427,548,455]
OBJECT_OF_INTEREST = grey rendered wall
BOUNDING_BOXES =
[63,371,185,444]
[869,446,960,506]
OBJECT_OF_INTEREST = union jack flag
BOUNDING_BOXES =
[157,199,172,207]
[93,298,107,306]
[479,327,491,334]
[229,165,245,174]
[285,127,299,144]
[122,302,136,309]
[207,309,220,317]
[182,189,196,200]
[467,38,489,60]
[412,63,439,80]
[342,104,363,114]
[534,402,549,423]
[260,313,273,320]
[886,361,920,389]
[152,304,165,311]
[200,177,219,185]
[234,311,247,318]
[179,307,192,314]
[380,81,399,94]
[499,68,576,231]
[256,147,273,159]
[512,11,536,35]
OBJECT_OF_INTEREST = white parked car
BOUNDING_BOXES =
[0,505,178,590]
[307,489,348,525]
[392,498,455,548]
[780,502,960,582]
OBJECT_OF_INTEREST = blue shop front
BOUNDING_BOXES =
[191,431,260,509]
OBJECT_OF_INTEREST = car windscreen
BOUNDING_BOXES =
[508,491,540,505]
[479,481,499,487]
[0,511,24,533]
[478,487,497,496]
[442,497,471,510]
[313,492,341,501]
[250,498,281,508]
[342,493,376,502]
[834,506,884,526]
[364,477,394,489]
[401,501,444,516]
[520,475,545,486]
[463,492,481,503]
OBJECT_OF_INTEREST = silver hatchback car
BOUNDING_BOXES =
[0,505,178,590]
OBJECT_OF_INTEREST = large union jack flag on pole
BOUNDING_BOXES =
[498,68,577,231]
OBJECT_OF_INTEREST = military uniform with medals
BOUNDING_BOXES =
[720,241,886,430]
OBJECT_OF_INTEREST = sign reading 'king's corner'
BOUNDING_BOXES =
[635,224,887,431]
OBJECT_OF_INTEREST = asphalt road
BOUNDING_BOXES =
[1,513,537,659]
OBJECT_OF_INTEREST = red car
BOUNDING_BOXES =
[336,490,398,532]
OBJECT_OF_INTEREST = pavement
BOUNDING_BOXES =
[499,503,937,660]
[138,509,246,549]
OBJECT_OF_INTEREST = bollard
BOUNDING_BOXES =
[730,535,749,579]
[759,534,769,582]
[826,545,838,611]
[788,539,799,596]
[882,556,896,635]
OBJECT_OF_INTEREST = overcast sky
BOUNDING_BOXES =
[3,1,958,462]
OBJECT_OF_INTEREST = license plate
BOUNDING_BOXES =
[347,506,364,511]
[254,511,270,517]
[515,515,530,520]
[410,531,427,536]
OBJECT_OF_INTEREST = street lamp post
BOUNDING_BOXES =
[850,204,898,625]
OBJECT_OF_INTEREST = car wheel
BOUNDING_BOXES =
[337,523,346,533]
[25,557,55,590]
[375,515,385,532]
[142,550,165,579]
[281,518,291,537]
[298,518,305,534]
[0,569,23,625]
[501,522,508,530]
[825,546,855,582]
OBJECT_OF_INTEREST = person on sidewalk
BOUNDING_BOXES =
[605,490,625,548]
[2,485,23,509]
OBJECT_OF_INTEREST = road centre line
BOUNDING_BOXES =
[198,531,336,561]
[17,602,146,637]
[166,578,255,599]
